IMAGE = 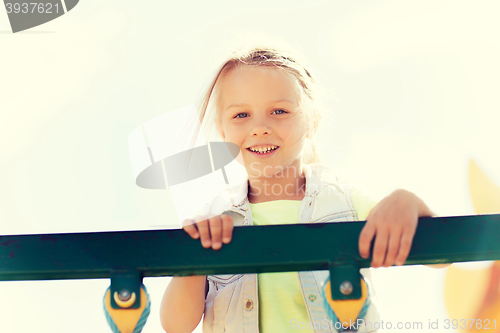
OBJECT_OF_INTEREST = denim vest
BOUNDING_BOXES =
[201,164,380,333]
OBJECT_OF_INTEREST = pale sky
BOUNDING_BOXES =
[1,1,499,332]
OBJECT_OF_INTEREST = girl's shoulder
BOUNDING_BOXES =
[308,164,378,221]
[307,163,348,190]
[194,181,248,217]
[307,163,373,199]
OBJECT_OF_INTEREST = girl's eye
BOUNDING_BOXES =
[273,109,287,115]
[234,113,248,119]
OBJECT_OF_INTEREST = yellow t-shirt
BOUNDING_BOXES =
[250,190,377,333]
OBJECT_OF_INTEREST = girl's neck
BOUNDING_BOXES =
[247,163,306,204]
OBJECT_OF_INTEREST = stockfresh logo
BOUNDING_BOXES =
[3,0,78,33]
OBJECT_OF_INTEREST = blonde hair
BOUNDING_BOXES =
[197,43,322,164]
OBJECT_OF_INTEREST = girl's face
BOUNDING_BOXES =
[217,65,309,179]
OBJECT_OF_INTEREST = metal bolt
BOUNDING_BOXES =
[118,289,131,301]
[340,281,353,295]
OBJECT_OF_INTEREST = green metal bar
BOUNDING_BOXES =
[1,214,499,300]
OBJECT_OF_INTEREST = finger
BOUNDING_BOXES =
[182,220,200,239]
[182,214,210,232]
[209,216,223,250]
[221,214,234,244]
[358,222,376,259]
[371,228,389,268]
[395,229,415,266]
[382,228,402,267]
[196,219,211,249]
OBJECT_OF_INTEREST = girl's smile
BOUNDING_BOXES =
[246,145,279,159]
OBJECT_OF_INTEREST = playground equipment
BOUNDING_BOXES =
[1,214,500,332]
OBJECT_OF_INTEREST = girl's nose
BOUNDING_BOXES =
[251,113,273,136]
[252,124,272,136]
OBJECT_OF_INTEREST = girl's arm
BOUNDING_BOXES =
[160,275,208,333]
[160,214,234,332]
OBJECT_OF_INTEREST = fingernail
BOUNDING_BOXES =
[202,240,211,247]
[193,232,199,238]
[223,237,230,243]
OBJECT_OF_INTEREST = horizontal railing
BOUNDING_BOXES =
[1,214,499,302]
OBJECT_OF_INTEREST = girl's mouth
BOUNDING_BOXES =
[246,146,279,157]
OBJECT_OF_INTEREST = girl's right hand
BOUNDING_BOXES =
[182,214,234,250]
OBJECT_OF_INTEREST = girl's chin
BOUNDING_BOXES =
[244,161,304,179]
[245,165,290,179]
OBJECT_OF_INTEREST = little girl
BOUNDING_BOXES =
[160,42,433,333]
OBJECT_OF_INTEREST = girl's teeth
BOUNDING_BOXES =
[251,146,276,153]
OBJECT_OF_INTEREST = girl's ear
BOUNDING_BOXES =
[306,116,320,139]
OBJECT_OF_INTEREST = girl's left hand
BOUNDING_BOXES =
[358,189,434,268]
